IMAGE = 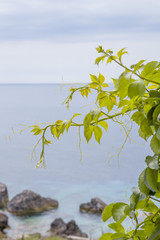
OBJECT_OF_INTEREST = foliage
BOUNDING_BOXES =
[24,46,160,239]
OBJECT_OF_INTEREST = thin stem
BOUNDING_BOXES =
[149,196,160,203]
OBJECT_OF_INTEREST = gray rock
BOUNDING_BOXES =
[0,183,8,208]
[80,197,106,214]
[50,218,88,238]
[50,218,67,235]
[0,211,8,232]
[7,190,58,215]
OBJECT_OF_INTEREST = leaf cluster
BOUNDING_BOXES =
[25,47,160,239]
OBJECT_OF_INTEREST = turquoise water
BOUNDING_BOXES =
[0,84,150,238]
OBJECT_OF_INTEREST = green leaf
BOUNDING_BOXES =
[102,203,115,222]
[118,76,130,100]
[141,61,159,78]
[148,224,160,240]
[149,90,160,98]
[98,73,105,84]
[156,126,160,140]
[144,167,158,192]
[108,222,125,233]
[84,113,93,126]
[84,125,93,143]
[139,118,153,140]
[153,104,160,123]
[112,203,130,222]
[138,169,150,195]
[145,155,159,170]
[97,121,108,132]
[99,233,113,240]
[117,48,128,62]
[150,135,160,154]
[133,60,146,72]
[90,74,99,83]
[132,111,145,125]
[128,80,145,99]
[93,126,103,144]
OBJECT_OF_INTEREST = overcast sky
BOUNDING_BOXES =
[0,0,160,83]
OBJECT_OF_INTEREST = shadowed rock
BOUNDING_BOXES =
[50,218,88,238]
[0,183,8,208]
[80,197,106,214]
[0,211,8,232]
[7,190,58,215]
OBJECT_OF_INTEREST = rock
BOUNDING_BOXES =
[0,183,8,208]
[50,218,67,235]
[50,218,88,238]
[0,211,8,232]
[80,197,106,214]
[7,190,58,215]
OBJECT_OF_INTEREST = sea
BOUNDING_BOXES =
[0,84,151,238]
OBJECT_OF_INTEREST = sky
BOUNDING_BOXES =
[0,0,160,83]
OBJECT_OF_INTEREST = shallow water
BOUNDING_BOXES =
[0,84,151,238]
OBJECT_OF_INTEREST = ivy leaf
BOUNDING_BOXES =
[128,80,145,99]
[102,203,115,222]
[93,126,103,144]
[150,135,160,154]
[112,203,130,222]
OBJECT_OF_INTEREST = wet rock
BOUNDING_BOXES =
[7,190,58,215]
[0,211,8,232]
[80,197,106,214]
[0,183,8,208]
[50,218,88,238]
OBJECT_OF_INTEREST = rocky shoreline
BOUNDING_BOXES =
[0,182,107,240]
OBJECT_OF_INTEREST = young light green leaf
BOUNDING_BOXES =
[93,126,102,144]
[90,74,99,83]
[99,233,113,240]
[141,61,159,78]
[84,125,93,143]
[117,48,128,62]
[108,222,125,233]
[97,121,108,132]
[102,203,115,222]
[98,73,105,84]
